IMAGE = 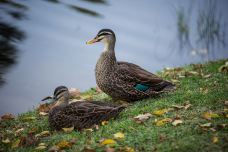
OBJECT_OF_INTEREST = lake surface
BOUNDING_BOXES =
[0,0,228,115]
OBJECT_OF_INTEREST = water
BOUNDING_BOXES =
[0,0,228,115]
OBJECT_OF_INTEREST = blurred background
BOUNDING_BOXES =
[0,0,227,115]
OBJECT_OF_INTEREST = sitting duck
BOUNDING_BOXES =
[42,86,125,130]
[86,29,175,102]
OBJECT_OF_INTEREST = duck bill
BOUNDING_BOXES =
[86,37,99,44]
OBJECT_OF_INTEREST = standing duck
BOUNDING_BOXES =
[42,86,125,130]
[86,29,175,102]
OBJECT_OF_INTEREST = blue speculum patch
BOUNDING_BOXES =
[134,84,150,92]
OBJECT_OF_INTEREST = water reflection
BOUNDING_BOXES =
[0,0,26,86]
[175,0,227,60]
[67,4,102,17]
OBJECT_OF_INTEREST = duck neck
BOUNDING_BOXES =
[103,39,117,64]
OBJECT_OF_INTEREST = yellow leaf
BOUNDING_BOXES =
[155,118,172,126]
[84,128,93,132]
[35,143,47,150]
[101,139,116,145]
[12,139,20,148]
[114,132,125,139]
[202,112,219,120]
[102,120,109,126]
[2,138,10,144]
[35,131,50,137]
[152,109,169,116]
[125,147,135,152]
[212,136,218,143]
[56,140,72,149]
[172,119,183,126]
[62,127,74,133]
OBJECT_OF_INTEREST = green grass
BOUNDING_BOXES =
[0,59,228,152]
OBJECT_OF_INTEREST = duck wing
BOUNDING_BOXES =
[62,101,125,129]
[116,61,174,91]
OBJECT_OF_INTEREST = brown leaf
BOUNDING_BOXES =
[1,113,15,120]
[224,101,228,106]
[83,146,96,152]
[203,74,212,78]
[106,147,115,152]
[218,61,228,73]
[38,103,53,113]
[69,88,80,98]
[133,113,152,124]
[56,140,72,149]
[48,145,59,152]
[19,133,39,147]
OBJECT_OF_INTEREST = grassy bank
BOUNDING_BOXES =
[0,59,228,152]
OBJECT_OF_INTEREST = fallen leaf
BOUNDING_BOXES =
[11,139,20,148]
[102,120,109,126]
[212,136,219,143]
[218,61,228,73]
[114,132,125,139]
[202,112,220,120]
[106,147,115,152]
[225,101,228,106]
[2,138,10,144]
[203,74,212,78]
[172,119,183,126]
[101,139,116,145]
[35,143,47,150]
[15,128,24,135]
[119,147,135,152]
[48,145,59,152]
[152,109,169,116]
[1,113,15,120]
[69,88,80,98]
[200,123,212,128]
[84,128,93,132]
[83,146,96,152]
[19,133,39,146]
[39,112,48,116]
[56,140,72,149]
[133,113,152,123]
[185,71,199,76]
[38,103,53,113]
[155,118,172,126]
[62,126,74,133]
[35,131,50,138]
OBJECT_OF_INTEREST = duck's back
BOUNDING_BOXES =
[49,101,125,130]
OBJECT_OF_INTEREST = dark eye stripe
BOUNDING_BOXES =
[98,32,112,37]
